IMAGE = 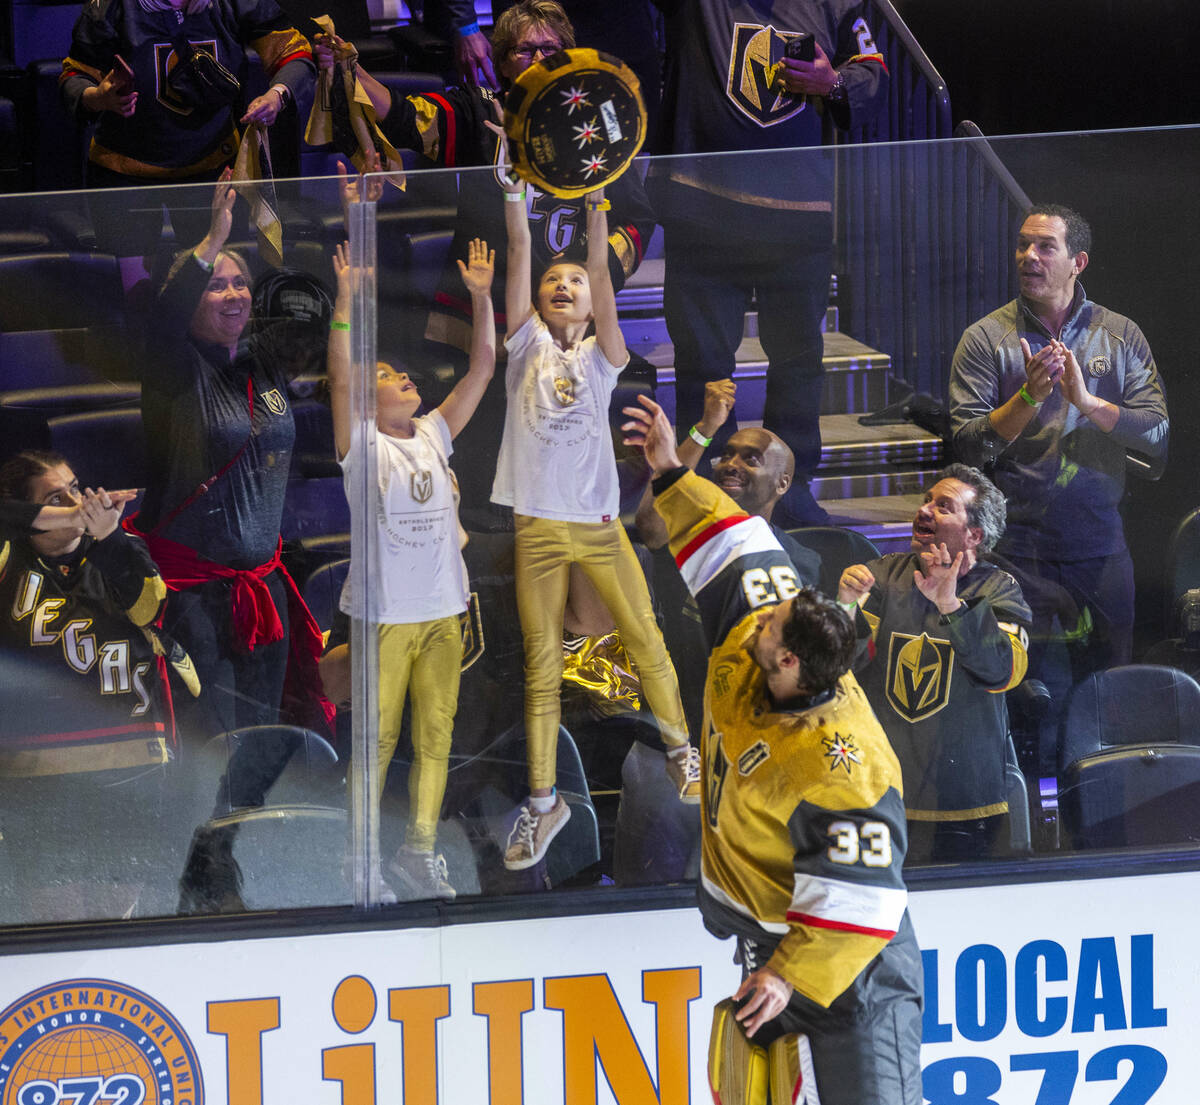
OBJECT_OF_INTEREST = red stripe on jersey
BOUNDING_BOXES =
[786,910,897,940]
[675,514,752,570]
[850,52,889,74]
[624,222,644,265]
[17,722,167,746]
[425,93,457,166]
[792,1071,804,1104]
[272,47,312,72]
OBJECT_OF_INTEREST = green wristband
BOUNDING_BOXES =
[330,320,350,331]
[1018,384,1041,408]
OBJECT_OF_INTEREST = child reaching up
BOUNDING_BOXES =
[328,236,496,900]
[490,149,699,872]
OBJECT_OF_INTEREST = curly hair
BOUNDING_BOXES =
[935,463,1007,550]
[780,588,857,697]
[1026,202,1092,256]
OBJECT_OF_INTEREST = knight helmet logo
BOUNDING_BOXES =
[553,375,576,406]
[726,24,807,128]
[410,470,433,504]
[884,631,955,722]
[261,388,288,416]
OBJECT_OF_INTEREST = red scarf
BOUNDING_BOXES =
[124,516,335,735]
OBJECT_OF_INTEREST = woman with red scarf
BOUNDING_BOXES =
[130,172,330,912]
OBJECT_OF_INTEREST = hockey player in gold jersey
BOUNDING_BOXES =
[623,396,923,1104]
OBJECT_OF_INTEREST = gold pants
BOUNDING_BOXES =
[514,514,688,791]
[376,616,462,851]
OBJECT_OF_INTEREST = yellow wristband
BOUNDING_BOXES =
[586,198,612,211]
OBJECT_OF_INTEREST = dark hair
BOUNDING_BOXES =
[491,0,576,64]
[1026,203,1092,256]
[935,462,1007,550]
[0,450,70,502]
[780,588,856,697]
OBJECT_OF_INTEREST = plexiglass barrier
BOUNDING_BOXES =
[0,124,1197,929]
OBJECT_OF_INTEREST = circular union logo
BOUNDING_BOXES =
[0,979,204,1105]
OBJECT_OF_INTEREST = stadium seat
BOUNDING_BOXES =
[786,525,882,597]
[47,407,146,490]
[1164,508,1200,634]
[280,475,350,541]
[302,557,349,634]
[0,252,124,330]
[1058,665,1200,849]
[462,722,601,890]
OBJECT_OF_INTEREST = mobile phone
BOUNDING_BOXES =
[784,33,815,63]
[112,54,135,90]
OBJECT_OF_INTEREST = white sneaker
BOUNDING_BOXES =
[389,848,457,901]
[503,796,571,870]
[665,744,702,804]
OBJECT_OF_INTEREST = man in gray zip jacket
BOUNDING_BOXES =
[948,203,1167,681]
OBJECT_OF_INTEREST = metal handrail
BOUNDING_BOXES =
[954,120,1032,209]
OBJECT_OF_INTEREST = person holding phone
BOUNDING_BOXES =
[648,1,889,528]
[60,0,314,261]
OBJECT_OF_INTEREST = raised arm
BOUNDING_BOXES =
[487,119,534,340]
[585,187,627,369]
[438,238,497,438]
[635,379,736,550]
[328,241,354,461]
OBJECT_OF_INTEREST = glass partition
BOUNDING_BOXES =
[0,123,1197,930]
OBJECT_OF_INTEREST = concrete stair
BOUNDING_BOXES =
[617,256,936,555]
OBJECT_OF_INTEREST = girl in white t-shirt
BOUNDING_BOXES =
[490,152,699,873]
[328,236,495,901]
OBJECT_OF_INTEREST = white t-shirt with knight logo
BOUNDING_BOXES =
[491,313,626,522]
[339,410,469,623]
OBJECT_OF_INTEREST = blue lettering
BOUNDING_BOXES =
[1015,940,1069,1037]
[955,944,1007,1042]
[921,950,953,1043]
[922,1056,1001,1105]
[1130,934,1166,1028]
[1072,937,1127,1032]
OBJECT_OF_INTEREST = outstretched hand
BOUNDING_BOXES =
[699,379,736,438]
[485,104,525,192]
[457,238,495,296]
[338,148,385,211]
[196,168,237,260]
[622,395,682,476]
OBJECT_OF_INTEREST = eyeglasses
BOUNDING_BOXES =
[510,39,562,63]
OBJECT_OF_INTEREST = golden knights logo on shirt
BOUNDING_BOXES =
[261,388,288,417]
[410,469,434,504]
[154,39,220,115]
[553,375,576,406]
[726,25,807,127]
[884,631,955,722]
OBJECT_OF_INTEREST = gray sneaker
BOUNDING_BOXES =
[503,796,571,870]
[665,744,702,804]
[389,848,457,901]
